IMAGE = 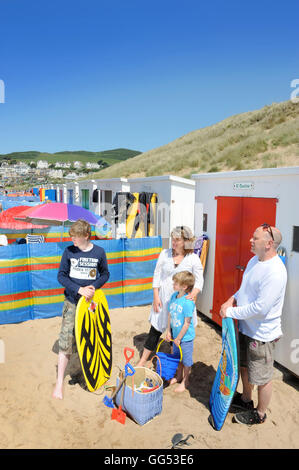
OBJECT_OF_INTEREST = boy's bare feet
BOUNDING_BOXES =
[52,384,63,399]
[170,377,178,385]
[170,376,183,385]
[174,382,187,393]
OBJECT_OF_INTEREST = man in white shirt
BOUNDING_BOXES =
[220,224,287,426]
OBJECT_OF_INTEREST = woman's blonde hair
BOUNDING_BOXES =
[170,225,195,255]
[69,219,91,239]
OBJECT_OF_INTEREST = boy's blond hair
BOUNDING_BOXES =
[172,271,195,293]
[69,219,91,239]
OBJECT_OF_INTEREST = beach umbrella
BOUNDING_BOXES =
[15,202,103,225]
[15,202,111,240]
[0,206,48,230]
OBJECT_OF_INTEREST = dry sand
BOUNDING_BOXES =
[0,305,298,449]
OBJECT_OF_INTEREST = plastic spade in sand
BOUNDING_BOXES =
[111,348,135,424]
[103,347,135,409]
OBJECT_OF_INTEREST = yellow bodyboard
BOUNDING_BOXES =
[75,289,112,392]
[148,193,157,236]
[126,192,140,238]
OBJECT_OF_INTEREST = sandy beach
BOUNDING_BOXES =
[0,305,298,450]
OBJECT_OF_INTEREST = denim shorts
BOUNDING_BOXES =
[173,340,194,367]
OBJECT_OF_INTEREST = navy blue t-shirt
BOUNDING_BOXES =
[57,244,110,304]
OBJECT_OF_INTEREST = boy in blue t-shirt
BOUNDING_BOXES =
[165,271,196,392]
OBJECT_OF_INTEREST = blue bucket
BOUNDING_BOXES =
[156,339,182,380]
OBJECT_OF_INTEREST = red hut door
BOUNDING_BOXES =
[211,196,277,326]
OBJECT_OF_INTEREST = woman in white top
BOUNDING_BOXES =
[137,226,204,366]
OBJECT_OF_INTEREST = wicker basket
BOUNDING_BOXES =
[114,366,163,426]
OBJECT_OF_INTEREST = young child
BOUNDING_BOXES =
[52,219,110,399]
[165,271,196,393]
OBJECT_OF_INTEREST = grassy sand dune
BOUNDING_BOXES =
[92,100,299,180]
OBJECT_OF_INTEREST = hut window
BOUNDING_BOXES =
[292,226,299,252]
[203,213,208,232]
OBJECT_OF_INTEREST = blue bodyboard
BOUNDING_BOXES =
[209,318,240,431]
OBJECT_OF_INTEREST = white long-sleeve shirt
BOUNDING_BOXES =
[149,249,204,333]
[226,254,287,342]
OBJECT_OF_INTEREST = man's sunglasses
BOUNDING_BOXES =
[261,223,274,241]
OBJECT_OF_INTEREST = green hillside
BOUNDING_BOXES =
[90,100,299,180]
[0,148,141,167]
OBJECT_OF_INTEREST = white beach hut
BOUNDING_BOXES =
[128,175,195,247]
[75,178,130,214]
[92,177,130,214]
[74,178,130,237]
[76,180,98,212]
[52,184,63,203]
[49,182,76,204]
[65,182,80,205]
[191,166,299,376]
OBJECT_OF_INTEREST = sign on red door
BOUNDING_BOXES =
[211,196,277,326]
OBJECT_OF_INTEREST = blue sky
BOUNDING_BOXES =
[0,0,298,154]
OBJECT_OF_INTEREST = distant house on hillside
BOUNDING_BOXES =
[64,172,78,180]
[73,161,83,169]
[17,162,29,168]
[86,162,100,170]
[55,162,71,169]
[15,162,30,174]
[37,160,49,169]
[49,169,64,178]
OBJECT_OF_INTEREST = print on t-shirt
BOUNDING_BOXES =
[70,257,98,280]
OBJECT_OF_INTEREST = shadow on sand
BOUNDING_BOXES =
[133,331,217,410]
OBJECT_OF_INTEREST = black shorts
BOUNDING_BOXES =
[144,325,162,351]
